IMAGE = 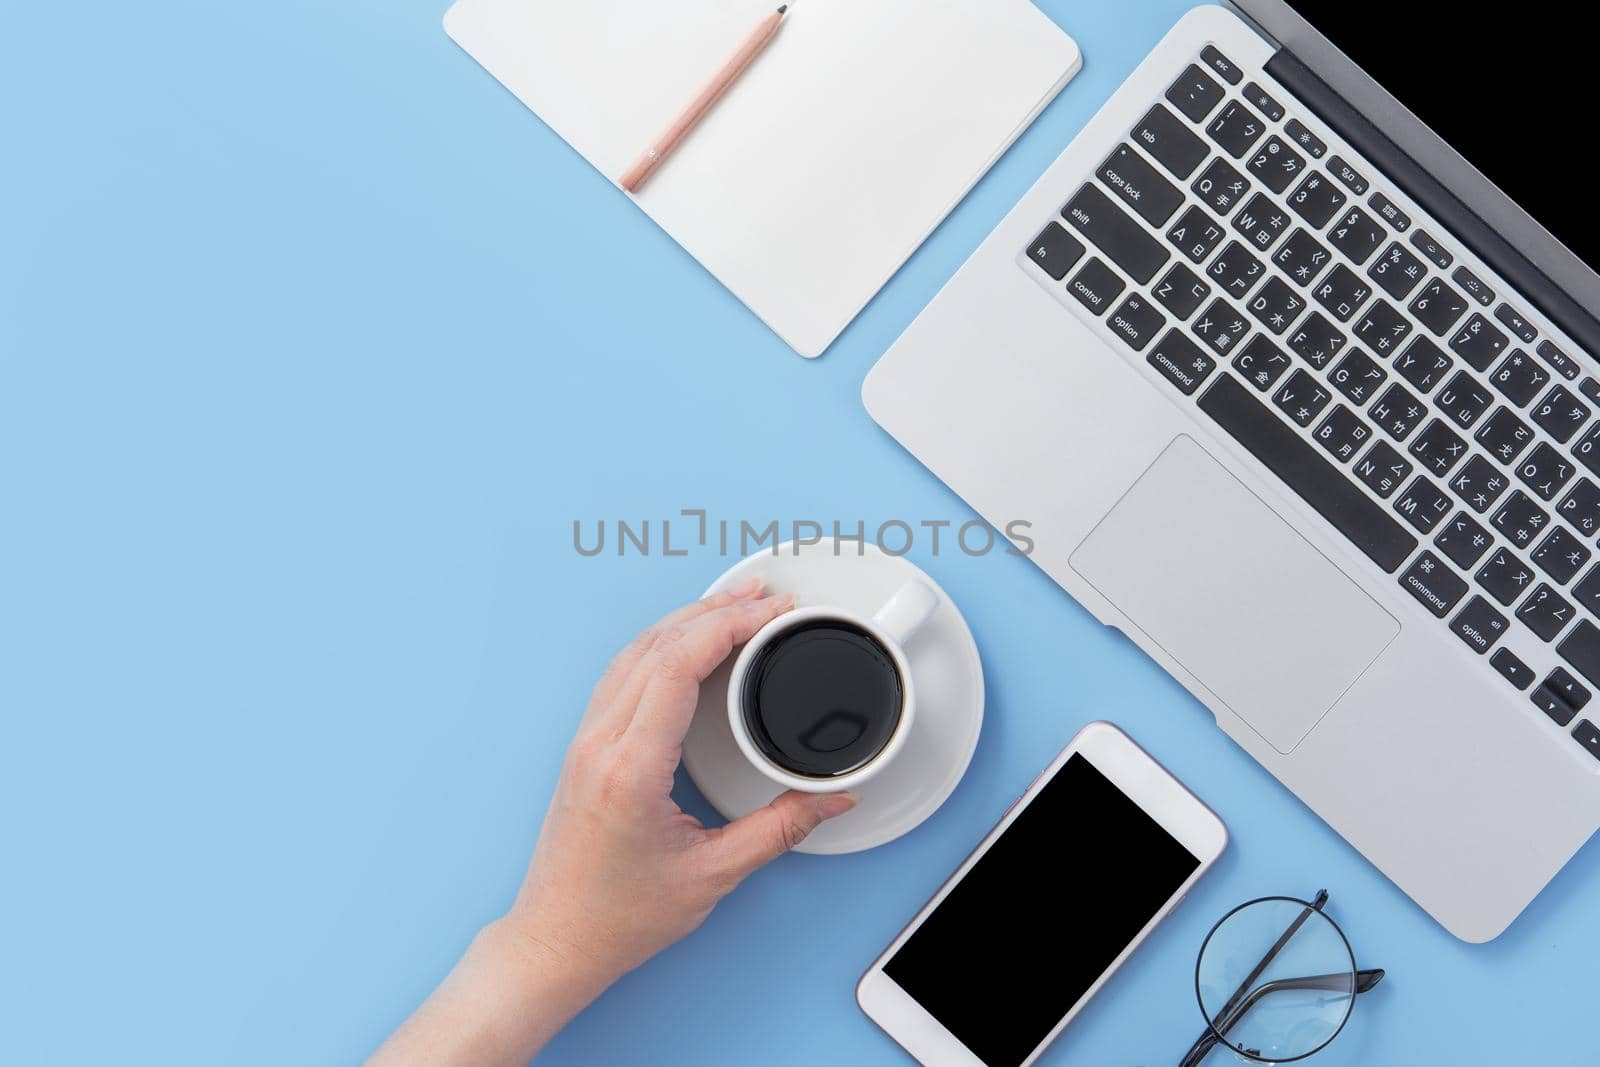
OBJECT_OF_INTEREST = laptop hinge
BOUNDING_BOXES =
[1265,49,1600,366]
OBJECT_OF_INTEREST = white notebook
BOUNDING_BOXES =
[444,0,1080,357]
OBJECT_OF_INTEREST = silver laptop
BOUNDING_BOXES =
[864,1,1600,942]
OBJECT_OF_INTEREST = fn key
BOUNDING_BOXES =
[1025,222,1085,281]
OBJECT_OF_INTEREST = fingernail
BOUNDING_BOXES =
[728,577,763,598]
[771,593,797,611]
[817,792,859,819]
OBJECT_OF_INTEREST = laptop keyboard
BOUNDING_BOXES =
[1023,45,1600,762]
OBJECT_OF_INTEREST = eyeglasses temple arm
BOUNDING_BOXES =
[1183,967,1386,1065]
[1217,968,1387,1033]
[1176,1029,1220,1067]
[1206,890,1329,1032]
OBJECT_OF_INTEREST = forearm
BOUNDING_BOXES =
[368,918,611,1067]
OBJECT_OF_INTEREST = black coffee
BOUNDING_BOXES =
[740,620,904,778]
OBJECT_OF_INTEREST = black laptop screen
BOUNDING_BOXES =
[1282,2,1595,272]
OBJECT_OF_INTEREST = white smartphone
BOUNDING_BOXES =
[856,722,1227,1067]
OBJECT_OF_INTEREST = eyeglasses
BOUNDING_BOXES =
[1179,891,1384,1066]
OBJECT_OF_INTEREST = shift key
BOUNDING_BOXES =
[1063,184,1171,285]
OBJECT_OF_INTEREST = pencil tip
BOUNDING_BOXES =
[777,4,787,12]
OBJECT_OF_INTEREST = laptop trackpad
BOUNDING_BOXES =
[1070,435,1399,754]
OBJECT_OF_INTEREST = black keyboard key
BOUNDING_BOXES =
[1287,172,1346,228]
[1198,373,1418,572]
[1537,339,1580,380]
[1327,155,1369,195]
[1243,81,1285,121]
[1493,489,1550,549]
[1409,418,1468,477]
[1025,222,1086,281]
[1435,512,1493,569]
[1369,192,1410,232]
[1395,476,1452,534]
[1246,277,1306,335]
[1517,582,1575,642]
[1109,294,1166,352]
[1233,333,1293,392]
[1495,304,1539,344]
[1451,595,1508,654]
[1558,478,1600,537]
[1478,547,1536,606]
[1410,278,1470,336]
[1495,487,1553,550]
[1063,184,1171,284]
[1201,45,1243,84]
[1449,454,1510,514]
[1314,404,1372,463]
[1582,377,1600,407]
[1133,104,1210,179]
[1448,313,1509,372]
[1165,64,1226,122]
[1370,382,1425,441]
[1274,228,1333,289]
[1330,348,1387,405]
[1548,667,1592,710]
[1400,550,1467,616]
[1232,192,1291,251]
[1191,158,1251,216]
[1558,620,1600,689]
[1573,424,1600,478]
[1353,299,1412,357]
[1410,229,1454,270]
[1452,266,1494,307]
[1491,648,1534,690]
[1436,371,1493,429]
[1068,257,1126,316]
[1572,719,1600,760]
[1312,264,1373,323]
[1207,101,1266,159]
[1207,241,1265,300]
[1327,207,1386,267]
[1355,440,1413,498]
[1146,329,1217,395]
[1577,564,1600,616]
[1098,143,1185,226]
[1246,135,1307,194]
[1273,367,1332,426]
[1476,406,1535,466]
[1287,311,1347,369]
[1168,205,1227,264]
[1368,241,1427,300]
[1284,118,1326,158]
[1192,297,1251,357]
[1516,442,1576,501]
[1395,335,1453,394]
[1533,525,1591,584]
[1532,384,1591,443]
[1153,263,1211,320]
[1534,685,1579,726]
[1489,350,1550,407]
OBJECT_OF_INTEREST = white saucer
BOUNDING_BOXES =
[682,542,984,855]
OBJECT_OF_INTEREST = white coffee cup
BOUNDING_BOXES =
[726,580,940,793]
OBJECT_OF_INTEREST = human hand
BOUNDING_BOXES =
[370,581,858,1067]
[503,579,858,993]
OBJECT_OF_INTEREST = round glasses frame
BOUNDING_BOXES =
[1179,890,1385,1067]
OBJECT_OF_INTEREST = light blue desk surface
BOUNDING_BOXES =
[3,1,1594,1063]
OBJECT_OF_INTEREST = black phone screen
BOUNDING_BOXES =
[882,754,1200,1067]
